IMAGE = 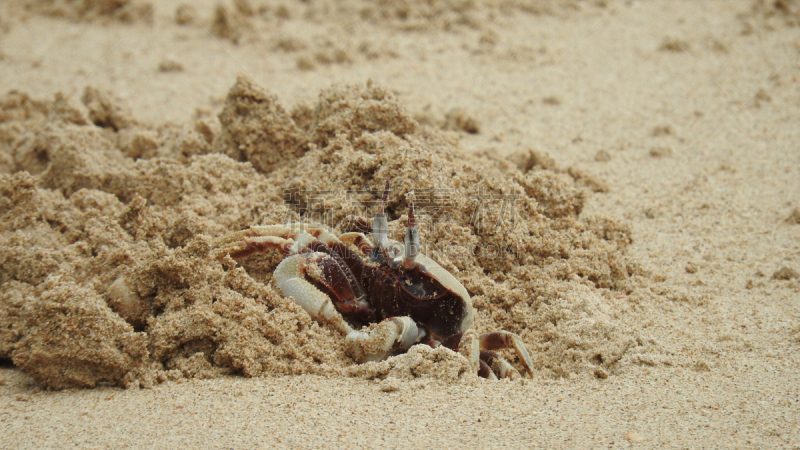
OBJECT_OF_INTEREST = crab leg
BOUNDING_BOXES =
[479,350,519,380]
[344,317,425,362]
[211,225,294,259]
[212,223,344,259]
[445,330,534,379]
[478,331,535,378]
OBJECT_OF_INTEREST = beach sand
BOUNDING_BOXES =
[0,0,798,447]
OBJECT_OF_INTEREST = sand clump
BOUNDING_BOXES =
[214,76,308,173]
[0,76,648,389]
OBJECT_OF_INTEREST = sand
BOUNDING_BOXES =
[0,0,798,447]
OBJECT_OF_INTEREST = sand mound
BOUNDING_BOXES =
[0,76,646,388]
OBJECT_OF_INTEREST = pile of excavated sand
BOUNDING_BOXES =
[0,76,648,389]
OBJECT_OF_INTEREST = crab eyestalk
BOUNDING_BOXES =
[372,180,391,256]
[402,201,419,270]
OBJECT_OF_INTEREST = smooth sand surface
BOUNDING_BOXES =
[1,0,798,447]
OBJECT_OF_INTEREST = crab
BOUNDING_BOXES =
[212,182,534,379]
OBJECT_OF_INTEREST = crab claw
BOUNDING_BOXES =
[344,317,425,362]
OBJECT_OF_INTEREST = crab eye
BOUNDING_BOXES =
[401,200,419,270]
